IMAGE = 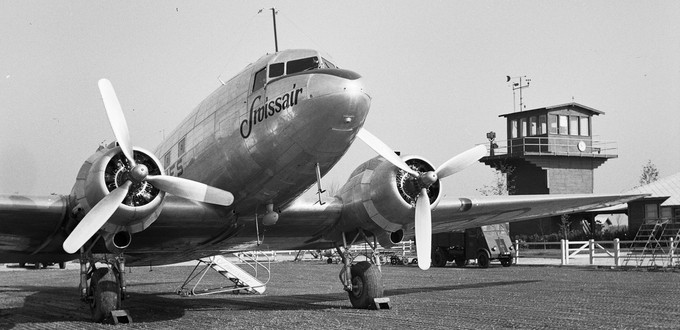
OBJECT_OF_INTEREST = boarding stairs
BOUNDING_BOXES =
[623,220,680,268]
[176,253,270,296]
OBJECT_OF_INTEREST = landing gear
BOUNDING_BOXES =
[336,231,386,309]
[348,261,383,308]
[90,267,120,322]
[79,250,129,323]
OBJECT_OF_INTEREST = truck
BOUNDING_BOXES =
[431,223,515,268]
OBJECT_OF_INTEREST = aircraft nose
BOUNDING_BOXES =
[306,69,370,128]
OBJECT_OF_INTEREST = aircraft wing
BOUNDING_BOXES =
[430,194,646,233]
[0,194,72,263]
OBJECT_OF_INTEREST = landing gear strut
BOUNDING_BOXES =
[335,230,387,309]
[79,248,131,323]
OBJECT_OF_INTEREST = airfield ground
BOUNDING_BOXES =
[1,259,679,329]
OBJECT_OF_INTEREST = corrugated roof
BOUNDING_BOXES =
[626,172,680,206]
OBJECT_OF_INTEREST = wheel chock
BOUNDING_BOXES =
[369,297,391,310]
[110,310,132,324]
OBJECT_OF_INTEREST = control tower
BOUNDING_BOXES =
[480,102,617,235]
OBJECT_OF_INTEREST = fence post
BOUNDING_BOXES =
[589,239,595,265]
[670,238,675,266]
[514,240,519,265]
[614,238,620,266]
[561,239,566,265]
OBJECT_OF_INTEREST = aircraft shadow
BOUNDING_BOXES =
[1,278,540,327]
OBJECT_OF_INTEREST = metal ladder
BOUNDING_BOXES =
[176,254,270,296]
[623,220,680,267]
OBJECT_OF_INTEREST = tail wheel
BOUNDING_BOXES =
[348,261,383,308]
[90,268,120,322]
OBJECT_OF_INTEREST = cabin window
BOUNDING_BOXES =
[529,116,537,136]
[164,152,171,166]
[558,115,568,135]
[252,67,267,92]
[580,117,590,136]
[321,57,337,69]
[539,115,547,135]
[569,116,579,135]
[510,119,518,138]
[549,115,558,134]
[287,56,319,74]
[269,63,284,78]
[520,118,527,137]
[178,137,186,156]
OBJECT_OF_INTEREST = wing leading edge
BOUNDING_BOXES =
[0,194,71,263]
[430,194,647,233]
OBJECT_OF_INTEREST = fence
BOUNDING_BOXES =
[514,239,678,267]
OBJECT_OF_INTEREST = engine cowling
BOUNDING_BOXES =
[332,155,441,245]
[72,142,166,236]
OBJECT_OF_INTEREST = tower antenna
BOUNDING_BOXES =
[506,75,531,111]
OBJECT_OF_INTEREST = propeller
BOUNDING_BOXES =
[357,128,487,270]
[62,79,234,254]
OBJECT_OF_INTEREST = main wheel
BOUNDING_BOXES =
[90,268,120,322]
[477,251,490,268]
[501,258,512,267]
[59,262,66,269]
[348,261,383,309]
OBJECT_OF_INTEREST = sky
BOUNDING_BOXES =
[1,1,679,199]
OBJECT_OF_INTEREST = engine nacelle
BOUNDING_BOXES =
[71,143,166,236]
[332,155,441,242]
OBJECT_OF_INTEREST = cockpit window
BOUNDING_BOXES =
[253,67,267,92]
[321,57,337,69]
[269,63,284,78]
[286,56,319,75]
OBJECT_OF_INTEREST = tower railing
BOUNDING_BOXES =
[487,136,617,157]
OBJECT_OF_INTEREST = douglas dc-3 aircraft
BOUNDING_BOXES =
[1,48,644,322]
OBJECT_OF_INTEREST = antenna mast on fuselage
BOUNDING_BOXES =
[259,7,279,52]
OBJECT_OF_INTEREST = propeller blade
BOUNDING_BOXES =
[62,181,132,254]
[98,78,136,167]
[356,128,419,176]
[146,175,234,206]
[435,145,487,179]
[415,188,432,270]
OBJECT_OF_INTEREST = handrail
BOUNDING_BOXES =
[488,136,617,157]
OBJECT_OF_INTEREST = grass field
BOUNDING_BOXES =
[1,261,679,329]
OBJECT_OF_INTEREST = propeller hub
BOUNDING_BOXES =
[419,171,438,187]
[130,164,149,183]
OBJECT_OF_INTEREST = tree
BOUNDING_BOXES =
[477,163,515,196]
[638,160,659,186]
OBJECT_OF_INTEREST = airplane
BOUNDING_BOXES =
[0,48,644,322]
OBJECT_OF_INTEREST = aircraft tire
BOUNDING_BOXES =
[501,259,512,267]
[348,261,383,309]
[90,268,120,323]
[59,262,66,269]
